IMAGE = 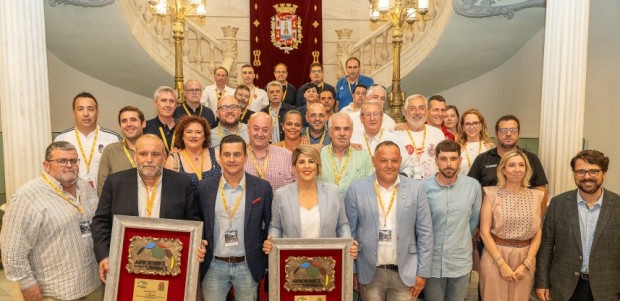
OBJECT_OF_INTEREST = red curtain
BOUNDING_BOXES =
[249,0,323,88]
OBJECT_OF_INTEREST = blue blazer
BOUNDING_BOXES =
[196,172,273,282]
[268,181,351,239]
[345,175,433,286]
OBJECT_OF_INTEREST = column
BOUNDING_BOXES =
[539,0,590,197]
[0,1,52,198]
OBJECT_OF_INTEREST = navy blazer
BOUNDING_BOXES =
[197,172,273,282]
[92,168,200,263]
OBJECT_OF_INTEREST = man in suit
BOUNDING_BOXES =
[197,134,273,301]
[92,134,202,283]
[535,150,620,301]
[345,141,433,301]
[262,81,294,143]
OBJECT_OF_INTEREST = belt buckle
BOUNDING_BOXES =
[580,273,589,281]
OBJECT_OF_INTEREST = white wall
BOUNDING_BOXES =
[48,51,155,132]
[436,0,620,191]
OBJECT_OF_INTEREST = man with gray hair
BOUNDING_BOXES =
[173,79,217,129]
[396,94,445,180]
[144,86,178,153]
[261,81,294,143]
[1,141,102,301]
[318,112,374,197]
[350,100,399,157]
[349,84,396,137]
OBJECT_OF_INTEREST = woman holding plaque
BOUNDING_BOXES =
[164,116,221,191]
[262,145,357,258]
[478,150,543,301]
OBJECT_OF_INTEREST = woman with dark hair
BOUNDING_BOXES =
[479,149,543,301]
[164,115,221,190]
[273,110,311,152]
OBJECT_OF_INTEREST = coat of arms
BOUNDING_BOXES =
[271,3,303,54]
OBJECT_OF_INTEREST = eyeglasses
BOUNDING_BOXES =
[362,112,382,118]
[218,105,240,111]
[185,89,201,94]
[574,169,602,177]
[498,128,519,134]
[464,121,481,129]
[49,158,80,167]
[310,70,322,74]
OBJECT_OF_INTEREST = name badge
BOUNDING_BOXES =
[224,229,239,247]
[378,229,392,245]
[79,220,92,238]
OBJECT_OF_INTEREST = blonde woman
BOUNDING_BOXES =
[457,108,495,175]
[479,150,543,301]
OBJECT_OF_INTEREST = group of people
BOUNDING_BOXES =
[0,58,618,301]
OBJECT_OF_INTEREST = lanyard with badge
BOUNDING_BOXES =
[406,127,426,179]
[75,128,99,187]
[42,173,92,238]
[374,181,397,245]
[219,178,244,247]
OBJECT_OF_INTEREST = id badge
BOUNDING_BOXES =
[412,166,423,179]
[79,220,92,238]
[378,229,392,245]
[224,229,239,247]
[86,177,95,189]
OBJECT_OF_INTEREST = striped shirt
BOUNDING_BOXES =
[244,145,295,193]
[0,173,100,299]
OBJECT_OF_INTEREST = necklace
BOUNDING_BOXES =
[181,149,204,181]
[465,141,483,168]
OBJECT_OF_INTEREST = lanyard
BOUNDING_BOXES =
[41,173,83,215]
[363,129,384,157]
[74,128,99,174]
[180,149,203,181]
[282,84,288,102]
[143,177,160,217]
[405,127,427,158]
[374,181,398,227]
[327,146,353,185]
[465,141,483,168]
[347,80,357,96]
[306,127,326,145]
[182,102,203,117]
[122,140,136,168]
[248,146,269,179]
[158,127,175,152]
[219,178,244,227]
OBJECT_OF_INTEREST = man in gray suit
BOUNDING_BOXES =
[345,141,433,300]
[535,150,620,301]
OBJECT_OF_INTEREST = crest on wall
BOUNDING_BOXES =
[270,3,303,54]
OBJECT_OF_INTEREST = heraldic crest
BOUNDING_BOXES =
[271,3,303,54]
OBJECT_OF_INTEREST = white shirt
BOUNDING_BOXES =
[300,205,321,239]
[349,111,396,137]
[376,177,400,265]
[350,129,400,157]
[247,86,269,112]
[459,141,491,175]
[201,84,235,111]
[137,173,163,218]
[397,125,445,179]
[54,125,121,188]
[339,103,360,115]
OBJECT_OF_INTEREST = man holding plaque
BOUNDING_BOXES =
[1,141,102,301]
[92,134,201,283]
[345,141,433,300]
[197,134,273,301]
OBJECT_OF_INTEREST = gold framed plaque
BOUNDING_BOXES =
[269,238,354,301]
[104,215,203,301]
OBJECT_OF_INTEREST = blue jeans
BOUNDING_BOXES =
[424,274,470,301]
[202,258,258,301]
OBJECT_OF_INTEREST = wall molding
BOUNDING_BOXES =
[49,0,114,7]
[453,0,544,19]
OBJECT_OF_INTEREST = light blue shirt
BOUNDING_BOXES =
[213,174,247,257]
[577,190,604,273]
[423,175,481,278]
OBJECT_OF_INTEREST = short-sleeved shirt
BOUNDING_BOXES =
[467,147,548,188]
[335,75,373,110]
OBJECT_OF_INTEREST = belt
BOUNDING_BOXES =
[492,234,531,248]
[215,256,245,263]
[580,273,589,281]
[377,264,398,271]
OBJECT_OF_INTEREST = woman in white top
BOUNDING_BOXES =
[263,145,357,257]
[457,109,495,175]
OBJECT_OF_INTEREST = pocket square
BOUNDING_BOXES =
[252,197,262,204]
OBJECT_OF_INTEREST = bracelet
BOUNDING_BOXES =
[522,258,533,270]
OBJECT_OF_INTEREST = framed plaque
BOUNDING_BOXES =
[104,215,203,301]
[269,238,354,301]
